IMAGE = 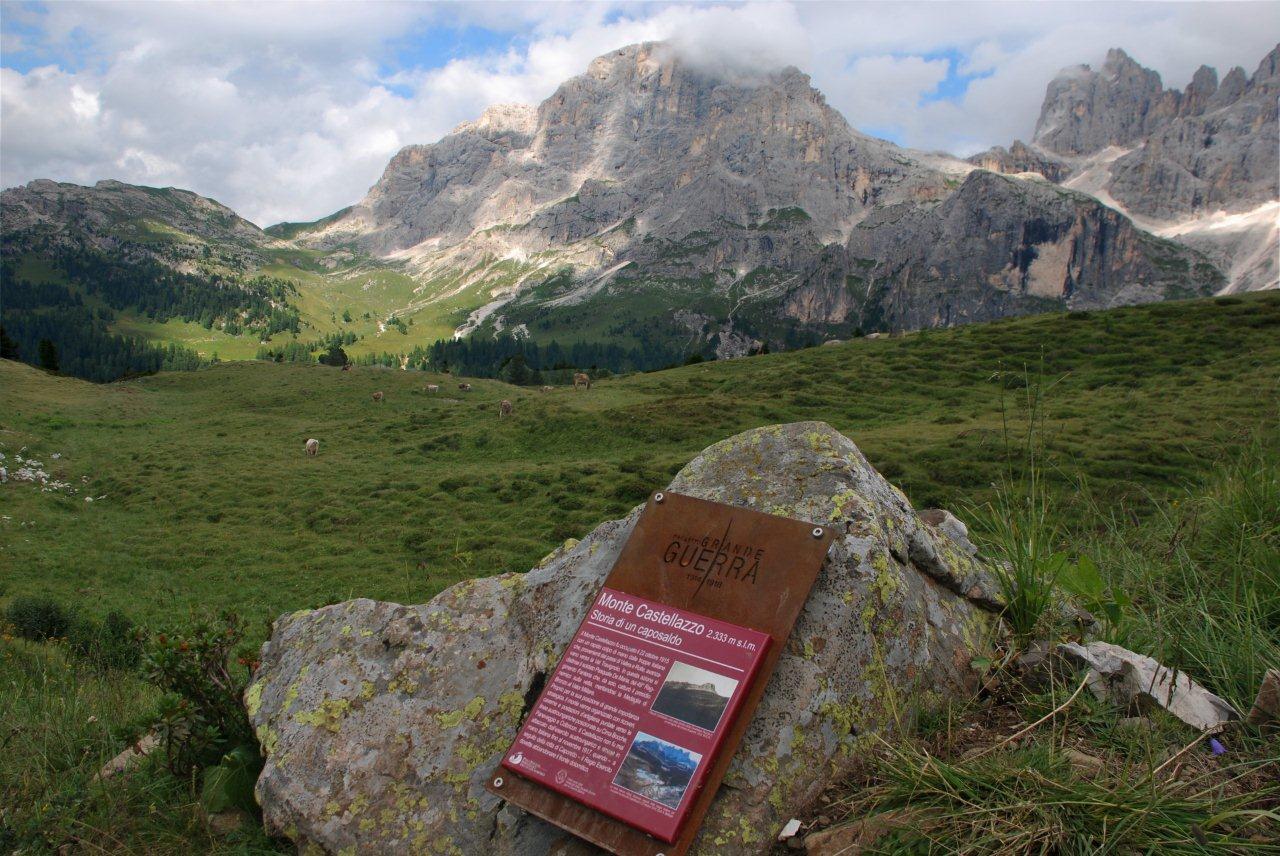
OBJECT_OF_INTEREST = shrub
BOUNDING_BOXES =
[6,595,75,642]
[142,611,257,778]
[66,610,142,672]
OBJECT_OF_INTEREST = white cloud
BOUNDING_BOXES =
[1,1,1276,225]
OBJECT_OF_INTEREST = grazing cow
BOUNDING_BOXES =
[573,372,592,391]
[499,399,513,418]
[341,364,352,372]
[425,384,440,393]
[540,385,554,392]
[372,391,384,403]
[304,438,319,457]
[458,383,473,392]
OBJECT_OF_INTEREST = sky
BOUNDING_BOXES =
[2,1,1276,226]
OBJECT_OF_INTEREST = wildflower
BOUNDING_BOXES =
[1209,737,1226,756]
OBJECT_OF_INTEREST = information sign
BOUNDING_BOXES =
[487,491,835,856]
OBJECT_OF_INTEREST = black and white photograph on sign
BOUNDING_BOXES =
[612,731,702,810]
[651,660,739,731]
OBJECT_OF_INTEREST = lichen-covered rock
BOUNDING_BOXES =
[247,422,1001,854]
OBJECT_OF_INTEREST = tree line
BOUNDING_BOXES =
[52,245,301,338]
[1,242,305,382]
[1,279,213,382]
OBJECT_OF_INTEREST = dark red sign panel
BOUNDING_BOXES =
[501,587,770,842]
[488,491,835,856]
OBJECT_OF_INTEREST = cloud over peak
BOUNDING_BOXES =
[2,1,1276,225]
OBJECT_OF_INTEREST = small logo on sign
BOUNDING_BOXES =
[509,752,524,766]
[555,769,568,785]
[664,519,764,595]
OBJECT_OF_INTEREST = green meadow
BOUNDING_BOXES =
[2,291,1278,853]
[3,292,1278,634]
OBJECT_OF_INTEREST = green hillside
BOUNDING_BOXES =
[3,292,1277,632]
[2,291,1277,853]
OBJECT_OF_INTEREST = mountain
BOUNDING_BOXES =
[0,178,434,374]
[279,42,1232,357]
[1,178,268,271]
[970,45,1279,292]
[3,40,1272,381]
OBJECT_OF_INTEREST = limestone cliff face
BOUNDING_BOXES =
[973,44,1278,293]
[1105,46,1279,219]
[309,42,955,268]
[844,171,1222,331]
[1032,49,1180,156]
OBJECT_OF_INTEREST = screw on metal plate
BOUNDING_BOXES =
[812,526,824,538]
[493,777,504,788]
[654,492,665,504]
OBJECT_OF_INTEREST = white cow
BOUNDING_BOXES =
[305,438,319,457]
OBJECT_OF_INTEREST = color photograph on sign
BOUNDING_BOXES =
[651,662,738,732]
[613,732,702,810]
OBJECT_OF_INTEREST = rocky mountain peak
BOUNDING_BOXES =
[1033,48,1171,155]
[450,103,538,139]
[1252,44,1280,84]
[306,38,943,263]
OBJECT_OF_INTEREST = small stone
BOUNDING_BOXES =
[95,732,159,781]
[1063,748,1105,777]
[1246,669,1279,727]
[1057,641,1238,732]
[1114,716,1153,732]
[804,809,923,855]
[778,818,802,840]
[204,808,250,837]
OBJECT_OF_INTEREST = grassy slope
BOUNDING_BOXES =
[2,292,1277,639]
[10,227,477,360]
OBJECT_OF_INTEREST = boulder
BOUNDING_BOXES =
[246,422,1001,854]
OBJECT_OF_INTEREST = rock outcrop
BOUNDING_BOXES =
[966,140,1070,183]
[843,170,1222,330]
[246,422,1001,854]
[978,44,1280,293]
[0,178,268,271]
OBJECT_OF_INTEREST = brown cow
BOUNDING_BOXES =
[540,385,554,392]
[425,384,440,393]
[372,391,384,403]
[458,383,473,392]
[499,399,513,419]
[573,372,591,391]
[341,364,352,372]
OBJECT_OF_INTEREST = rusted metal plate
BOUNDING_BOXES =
[486,492,835,856]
